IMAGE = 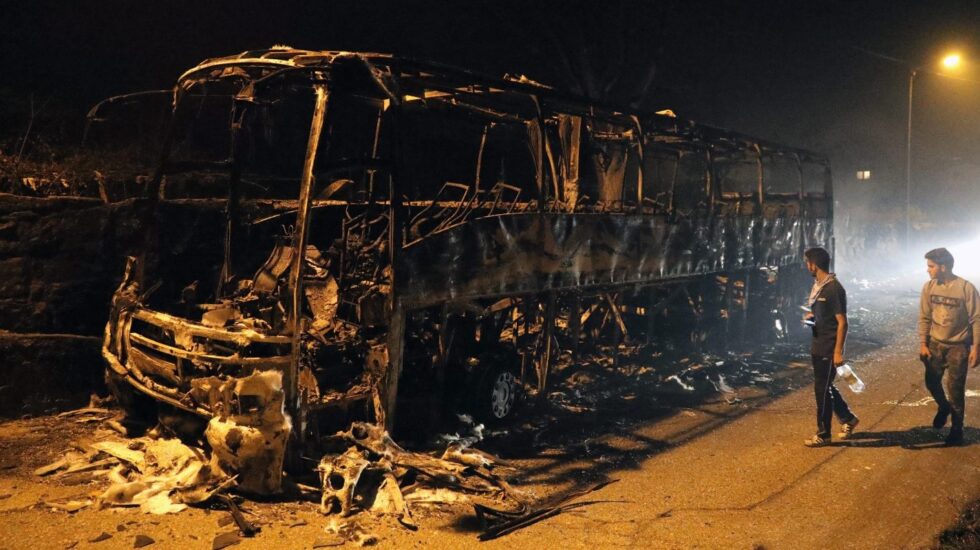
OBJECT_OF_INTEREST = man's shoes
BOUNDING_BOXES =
[838,416,860,440]
[945,427,964,446]
[804,434,831,448]
[933,407,951,429]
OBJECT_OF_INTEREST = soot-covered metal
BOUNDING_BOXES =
[97,47,833,494]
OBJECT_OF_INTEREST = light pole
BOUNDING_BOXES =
[905,52,962,253]
[906,67,916,254]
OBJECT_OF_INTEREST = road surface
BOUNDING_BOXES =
[1,285,978,549]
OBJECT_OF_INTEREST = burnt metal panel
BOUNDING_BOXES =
[398,212,827,308]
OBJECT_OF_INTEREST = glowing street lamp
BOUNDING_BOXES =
[906,51,965,253]
[942,53,962,70]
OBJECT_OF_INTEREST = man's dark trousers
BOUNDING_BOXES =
[812,355,856,438]
[925,341,970,429]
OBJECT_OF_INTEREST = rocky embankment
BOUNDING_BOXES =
[0,193,223,416]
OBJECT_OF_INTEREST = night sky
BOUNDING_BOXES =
[3,0,980,220]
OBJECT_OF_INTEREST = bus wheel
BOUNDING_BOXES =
[474,365,518,424]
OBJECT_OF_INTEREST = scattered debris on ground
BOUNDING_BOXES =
[477,479,618,541]
[35,426,233,515]
[316,421,524,538]
[27,405,536,545]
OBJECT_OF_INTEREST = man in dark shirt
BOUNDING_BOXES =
[802,247,858,447]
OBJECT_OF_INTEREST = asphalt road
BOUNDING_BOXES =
[435,286,980,549]
[1,285,978,549]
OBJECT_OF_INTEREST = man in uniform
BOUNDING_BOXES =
[918,247,980,445]
[803,247,859,447]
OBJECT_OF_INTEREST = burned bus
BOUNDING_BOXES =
[99,48,831,481]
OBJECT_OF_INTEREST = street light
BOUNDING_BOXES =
[906,52,964,253]
[943,53,962,69]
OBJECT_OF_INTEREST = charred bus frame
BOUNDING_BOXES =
[100,48,831,470]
